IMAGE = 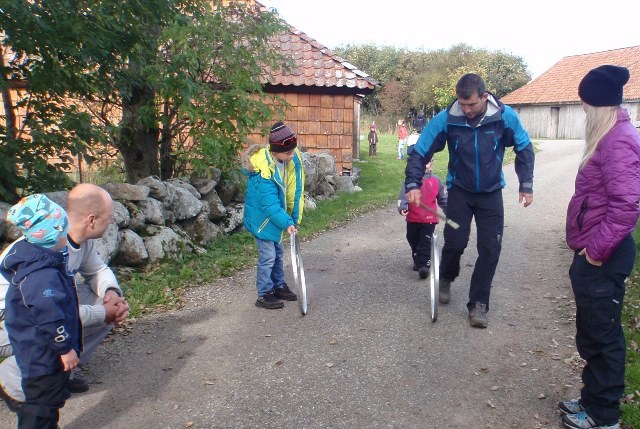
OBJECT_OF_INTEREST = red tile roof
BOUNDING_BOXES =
[502,45,640,105]
[258,3,377,94]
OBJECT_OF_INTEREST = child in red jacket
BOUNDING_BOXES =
[398,160,447,279]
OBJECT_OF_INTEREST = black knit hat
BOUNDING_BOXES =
[578,65,630,107]
[268,121,297,153]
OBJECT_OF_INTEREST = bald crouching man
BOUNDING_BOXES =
[0,184,129,409]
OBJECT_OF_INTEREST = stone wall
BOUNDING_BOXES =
[0,152,361,267]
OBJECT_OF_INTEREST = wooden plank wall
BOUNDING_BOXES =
[515,102,640,139]
[247,92,355,174]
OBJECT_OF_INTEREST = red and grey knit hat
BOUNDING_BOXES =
[269,121,297,153]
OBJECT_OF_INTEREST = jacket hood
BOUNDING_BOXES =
[448,92,503,119]
[241,144,269,173]
[0,240,65,286]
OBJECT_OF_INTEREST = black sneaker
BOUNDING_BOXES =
[0,384,23,412]
[273,284,297,301]
[68,376,90,393]
[418,266,429,279]
[255,292,284,309]
[439,278,451,304]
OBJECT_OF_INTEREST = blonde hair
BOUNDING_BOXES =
[581,104,618,167]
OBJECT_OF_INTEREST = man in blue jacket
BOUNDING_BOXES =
[405,73,535,328]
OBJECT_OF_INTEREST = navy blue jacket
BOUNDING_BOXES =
[405,94,534,194]
[0,240,81,379]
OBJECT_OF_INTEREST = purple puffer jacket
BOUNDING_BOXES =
[566,108,640,262]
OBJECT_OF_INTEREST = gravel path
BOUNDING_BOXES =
[0,140,586,429]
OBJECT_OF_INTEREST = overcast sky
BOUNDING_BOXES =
[261,0,640,79]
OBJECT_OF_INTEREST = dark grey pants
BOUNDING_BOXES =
[406,221,436,268]
[439,186,504,312]
[19,371,70,429]
[569,235,635,425]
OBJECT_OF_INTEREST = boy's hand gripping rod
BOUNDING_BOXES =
[418,202,460,229]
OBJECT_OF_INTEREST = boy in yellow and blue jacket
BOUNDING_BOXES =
[242,122,305,309]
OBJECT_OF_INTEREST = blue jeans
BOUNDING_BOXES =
[255,238,286,297]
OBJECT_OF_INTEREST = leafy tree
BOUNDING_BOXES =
[335,43,531,120]
[0,1,118,201]
[1,0,289,200]
[97,1,289,183]
[479,51,531,98]
[378,80,412,119]
[334,44,405,115]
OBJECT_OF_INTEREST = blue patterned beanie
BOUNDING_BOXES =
[7,194,69,249]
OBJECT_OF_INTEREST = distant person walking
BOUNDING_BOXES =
[406,130,420,158]
[367,123,379,157]
[560,65,640,429]
[397,119,408,160]
[404,73,535,328]
[413,110,427,133]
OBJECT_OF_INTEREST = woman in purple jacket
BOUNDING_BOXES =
[560,65,640,429]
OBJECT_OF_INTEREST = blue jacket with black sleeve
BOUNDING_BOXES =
[405,93,534,194]
[0,240,81,379]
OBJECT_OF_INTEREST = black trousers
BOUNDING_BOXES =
[18,371,70,429]
[569,235,635,425]
[369,144,377,156]
[439,186,503,312]
[406,222,436,268]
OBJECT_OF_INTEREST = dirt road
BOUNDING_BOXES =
[0,140,585,429]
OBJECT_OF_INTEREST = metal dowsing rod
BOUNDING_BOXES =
[418,202,460,230]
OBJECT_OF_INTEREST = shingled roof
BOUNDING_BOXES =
[502,45,640,105]
[258,3,377,94]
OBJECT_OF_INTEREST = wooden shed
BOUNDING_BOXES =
[501,46,640,139]
[247,2,378,175]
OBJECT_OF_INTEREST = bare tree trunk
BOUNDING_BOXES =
[159,100,177,180]
[118,85,160,183]
[0,52,19,200]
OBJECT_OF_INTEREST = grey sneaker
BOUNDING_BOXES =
[559,399,584,415]
[469,302,488,328]
[562,411,619,429]
[439,278,451,304]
